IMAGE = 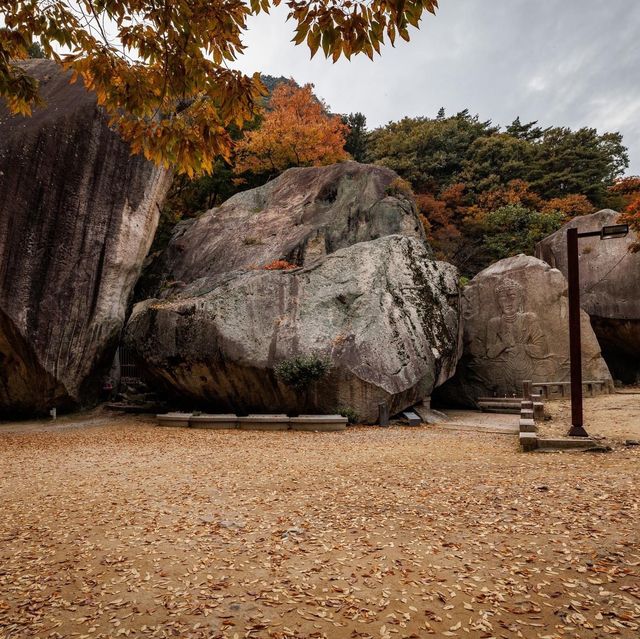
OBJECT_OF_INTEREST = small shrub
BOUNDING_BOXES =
[459,275,470,288]
[274,354,332,390]
[263,259,297,270]
[338,407,360,424]
[243,236,263,246]
[385,177,414,199]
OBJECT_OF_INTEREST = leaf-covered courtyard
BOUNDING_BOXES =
[1,412,638,639]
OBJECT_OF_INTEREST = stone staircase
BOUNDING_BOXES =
[477,397,522,414]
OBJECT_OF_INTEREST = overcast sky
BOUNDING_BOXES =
[233,0,640,174]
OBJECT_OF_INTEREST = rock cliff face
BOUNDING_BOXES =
[435,255,611,407]
[126,163,461,422]
[536,210,640,383]
[0,60,171,417]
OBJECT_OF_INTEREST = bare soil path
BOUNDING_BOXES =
[1,409,638,638]
[540,391,640,444]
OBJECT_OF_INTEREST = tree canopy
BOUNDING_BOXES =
[363,111,629,273]
[234,82,349,174]
[0,0,438,175]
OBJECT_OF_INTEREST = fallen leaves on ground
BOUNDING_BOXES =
[0,408,638,638]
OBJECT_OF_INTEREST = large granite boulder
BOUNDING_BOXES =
[0,60,171,417]
[435,254,611,407]
[126,163,461,422]
[126,235,460,423]
[140,161,424,297]
[536,210,640,383]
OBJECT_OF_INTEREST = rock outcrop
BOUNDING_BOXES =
[536,210,640,383]
[141,161,424,298]
[0,60,171,417]
[435,255,611,407]
[126,163,461,422]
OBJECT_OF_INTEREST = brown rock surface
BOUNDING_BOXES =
[436,254,611,407]
[0,60,171,417]
[536,209,640,382]
[126,234,461,423]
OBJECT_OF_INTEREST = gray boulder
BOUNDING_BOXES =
[143,161,424,298]
[0,60,171,417]
[435,255,611,407]
[126,234,460,423]
[536,209,640,383]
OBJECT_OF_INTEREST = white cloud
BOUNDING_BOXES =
[233,0,640,173]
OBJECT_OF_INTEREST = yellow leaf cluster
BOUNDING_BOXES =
[0,0,438,175]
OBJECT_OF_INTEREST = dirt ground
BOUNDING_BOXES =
[1,408,639,639]
[540,391,640,444]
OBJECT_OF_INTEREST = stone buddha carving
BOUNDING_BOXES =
[485,278,551,389]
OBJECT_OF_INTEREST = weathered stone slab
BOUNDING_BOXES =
[289,415,347,431]
[401,411,422,426]
[435,255,611,408]
[537,437,596,451]
[536,209,640,383]
[238,415,290,431]
[157,413,192,427]
[412,404,449,424]
[190,414,238,429]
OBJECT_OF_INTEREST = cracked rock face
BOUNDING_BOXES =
[126,163,461,422]
[435,255,611,407]
[141,161,425,298]
[0,60,171,417]
[536,210,640,383]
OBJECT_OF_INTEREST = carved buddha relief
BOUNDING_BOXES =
[484,278,556,392]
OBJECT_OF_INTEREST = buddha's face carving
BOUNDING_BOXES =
[495,279,524,317]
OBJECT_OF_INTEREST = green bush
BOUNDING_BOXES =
[338,407,360,424]
[481,205,565,261]
[274,354,332,390]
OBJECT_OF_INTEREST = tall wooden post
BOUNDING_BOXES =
[566,228,588,437]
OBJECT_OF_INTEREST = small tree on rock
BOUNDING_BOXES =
[234,83,350,175]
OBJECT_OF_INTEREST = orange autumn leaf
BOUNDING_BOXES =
[234,83,350,174]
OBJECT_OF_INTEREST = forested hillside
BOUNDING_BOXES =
[159,84,639,276]
[366,110,630,274]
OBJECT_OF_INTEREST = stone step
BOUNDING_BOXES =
[157,412,192,427]
[477,397,522,404]
[519,418,536,433]
[190,414,238,429]
[478,402,521,414]
[238,415,290,431]
[520,432,538,451]
[401,411,422,426]
[436,422,519,435]
[537,437,597,450]
[290,415,347,432]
